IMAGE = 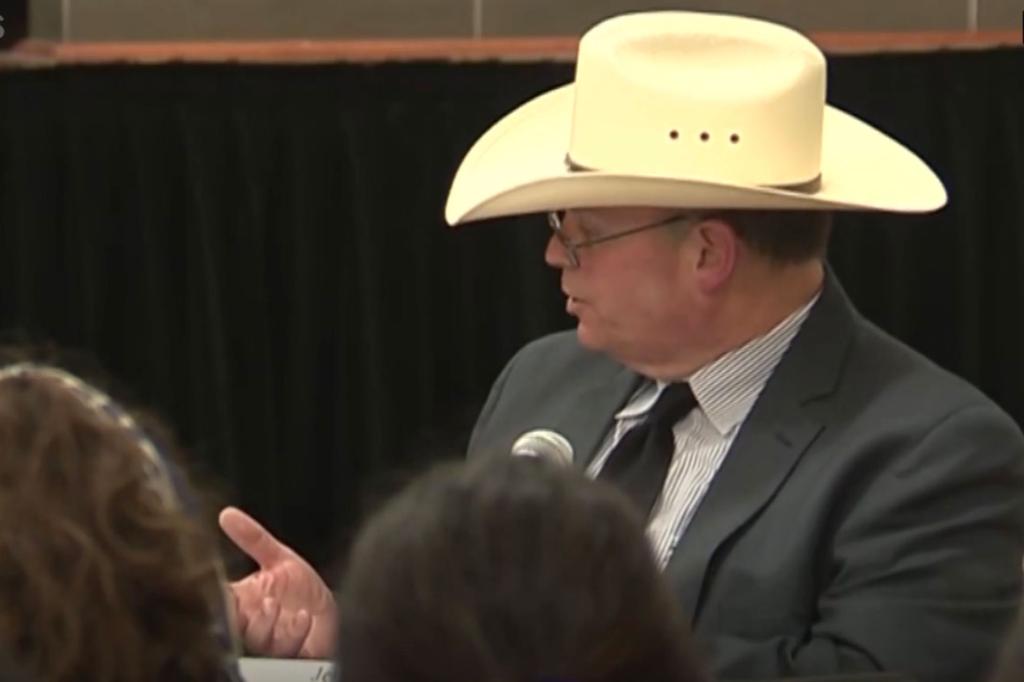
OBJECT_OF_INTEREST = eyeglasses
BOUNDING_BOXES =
[547,210,701,268]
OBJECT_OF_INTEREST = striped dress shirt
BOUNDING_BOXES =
[586,293,820,567]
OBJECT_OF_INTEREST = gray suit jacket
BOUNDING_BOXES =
[468,273,1024,682]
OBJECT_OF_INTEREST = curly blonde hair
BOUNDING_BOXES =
[0,363,234,681]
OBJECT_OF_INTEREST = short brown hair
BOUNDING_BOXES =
[338,455,707,682]
[0,362,232,682]
[718,210,832,264]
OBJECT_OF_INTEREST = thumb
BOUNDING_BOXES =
[219,506,291,570]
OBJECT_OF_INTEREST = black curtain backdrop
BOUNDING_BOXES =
[0,49,1021,574]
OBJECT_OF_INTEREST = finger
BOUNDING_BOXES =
[229,571,282,649]
[298,610,337,659]
[268,609,312,658]
[243,597,282,655]
[233,572,276,642]
[219,506,290,570]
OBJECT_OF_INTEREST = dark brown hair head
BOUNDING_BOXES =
[337,455,707,682]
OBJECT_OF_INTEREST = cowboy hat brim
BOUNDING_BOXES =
[445,84,947,225]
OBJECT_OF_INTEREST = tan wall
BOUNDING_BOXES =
[27,0,1022,41]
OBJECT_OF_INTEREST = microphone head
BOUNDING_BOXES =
[510,429,574,468]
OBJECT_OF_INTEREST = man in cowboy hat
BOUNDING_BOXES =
[218,11,1024,682]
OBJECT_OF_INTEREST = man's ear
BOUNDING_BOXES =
[691,218,738,292]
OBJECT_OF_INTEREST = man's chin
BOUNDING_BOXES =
[574,322,605,352]
[574,324,637,371]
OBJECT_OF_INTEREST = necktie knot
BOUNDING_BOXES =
[648,383,697,424]
[598,382,697,519]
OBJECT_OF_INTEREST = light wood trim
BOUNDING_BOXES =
[1,31,1020,68]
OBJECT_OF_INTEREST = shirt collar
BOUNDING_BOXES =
[615,291,821,436]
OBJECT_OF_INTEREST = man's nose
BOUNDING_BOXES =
[545,233,572,269]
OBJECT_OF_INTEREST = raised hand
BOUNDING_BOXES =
[219,507,338,658]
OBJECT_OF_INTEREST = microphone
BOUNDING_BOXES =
[511,429,574,467]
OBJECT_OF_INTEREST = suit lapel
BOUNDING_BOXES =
[665,270,858,622]
[561,365,644,470]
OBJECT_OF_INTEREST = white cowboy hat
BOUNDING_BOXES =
[445,11,947,225]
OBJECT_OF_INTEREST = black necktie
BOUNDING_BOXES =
[598,383,697,519]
